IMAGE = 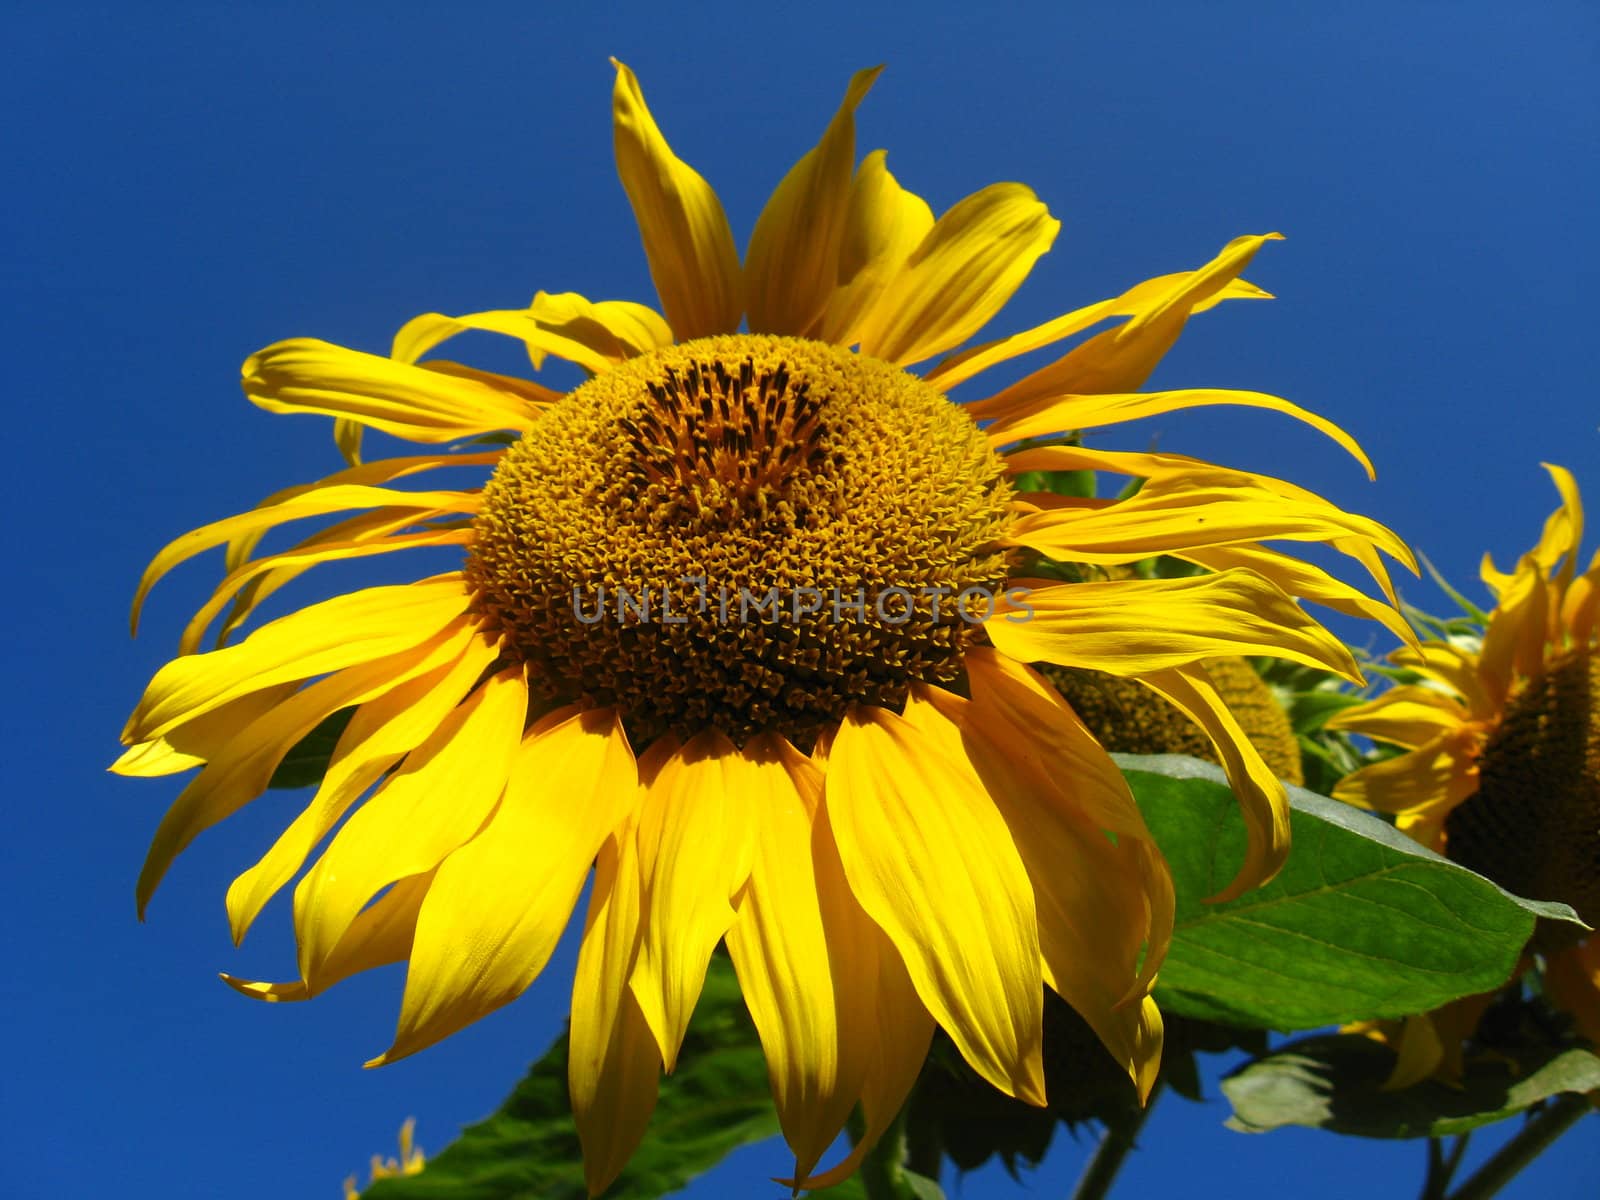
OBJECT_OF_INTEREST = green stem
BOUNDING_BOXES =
[1422,1133,1470,1200]
[1069,1081,1163,1200]
[854,1104,911,1200]
[1445,1094,1590,1200]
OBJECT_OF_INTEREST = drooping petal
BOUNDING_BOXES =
[389,310,616,377]
[1136,664,1292,900]
[213,451,500,581]
[222,870,435,1003]
[131,489,476,634]
[243,339,545,441]
[1177,542,1419,651]
[788,816,935,1190]
[223,620,499,943]
[373,708,637,1065]
[124,578,471,743]
[855,183,1059,367]
[722,736,854,1180]
[815,150,935,346]
[965,234,1282,406]
[570,819,662,1198]
[628,732,756,1069]
[826,705,1045,1103]
[516,291,675,365]
[1545,939,1600,1044]
[1002,473,1410,572]
[292,667,527,983]
[610,59,742,339]
[745,67,881,336]
[985,570,1360,681]
[179,526,471,656]
[388,292,672,387]
[135,628,469,918]
[982,386,1374,479]
[110,685,298,776]
[905,679,1169,1098]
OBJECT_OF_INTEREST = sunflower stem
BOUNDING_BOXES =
[1444,1094,1590,1200]
[1421,1133,1470,1200]
[1069,1081,1163,1200]
[852,1104,915,1200]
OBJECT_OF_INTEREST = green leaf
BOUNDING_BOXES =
[1010,468,1096,499]
[362,957,778,1200]
[1117,755,1584,1029]
[267,707,354,789]
[1221,1033,1600,1138]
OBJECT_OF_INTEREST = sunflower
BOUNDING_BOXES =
[1330,465,1600,1081]
[116,61,1413,1192]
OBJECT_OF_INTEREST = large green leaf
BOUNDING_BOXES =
[1221,1032,1600,1138]
[362,957,777,1200]
[1118,755,1584,1029]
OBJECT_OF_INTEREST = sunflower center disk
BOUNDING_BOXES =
[1447,649,1600,942]
[467,334,1014,747]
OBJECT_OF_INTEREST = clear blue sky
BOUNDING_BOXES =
[6,3,1596,1197]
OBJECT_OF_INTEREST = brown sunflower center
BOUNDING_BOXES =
[466,334,1014,747]
[1446,649,1600,942]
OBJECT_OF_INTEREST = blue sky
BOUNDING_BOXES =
[6,3,1596,1197]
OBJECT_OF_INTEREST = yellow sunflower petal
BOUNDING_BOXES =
[1136,664,1292,901]
[1003,474,1409,571]
[1487,463,1585,592]
[110,738,205,778]
[570,819,662,1198]
[136,633,463,918]
[110,685,298,776]
[373,708,636,1066]
[906,681,1169,1098]
[985,571,1360,681]
[933,272,1270,396]
[224,620,498,944]
[827,705,1045,1104]
[1478,558,1549,709]
[292,666,527,983]
[610,59,742,339]
[243,339,544,440]
[1323,685,1470,751]
[1177,542,1419,652]
[1389,642,1493,719]
[180,526,471,657]
[214,450,499,578]
[785,823,935,1190]
[222,870,435,1003]
[815,150,935,346]
[722,736,854,1180]
[1383,1014,1445,1090]
[131,489,476,634]
[1332,733,1478,826]
[516,291,675,365]
[1545,939,1600,1044]
[855,183,1059,367]
[628,732,756,1070]
[745,66,882,336]
[967,234,1282,407]
[124,578,470,744]
[983,387,1374,479]
[389,309,616,376]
